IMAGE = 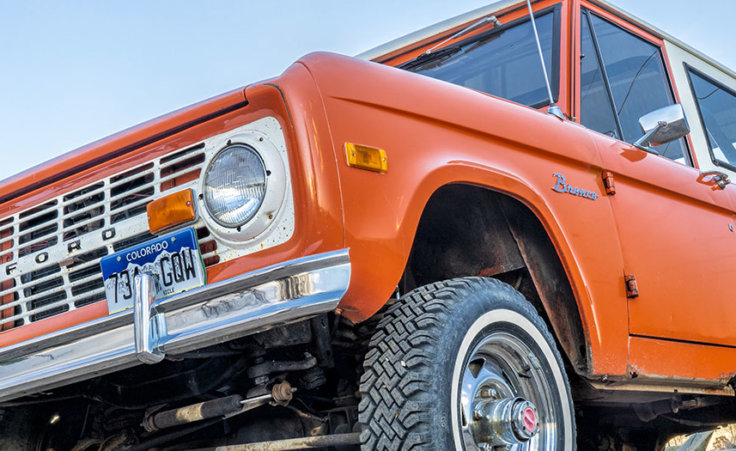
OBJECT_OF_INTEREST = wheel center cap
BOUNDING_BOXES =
[473,396,539,446]
[510,399,538,440]
[522,406,537,432]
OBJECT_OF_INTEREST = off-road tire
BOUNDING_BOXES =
[358,277,575,450]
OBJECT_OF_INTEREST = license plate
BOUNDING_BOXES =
[100,227,206,314]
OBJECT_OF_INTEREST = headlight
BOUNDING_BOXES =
[203,144,266,227]
[199,123,290,247]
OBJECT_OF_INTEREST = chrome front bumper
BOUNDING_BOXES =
[0,249,350,402]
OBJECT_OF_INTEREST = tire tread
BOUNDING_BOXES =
[358,277,567,450]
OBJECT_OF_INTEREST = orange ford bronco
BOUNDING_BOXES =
[1,0,735,449]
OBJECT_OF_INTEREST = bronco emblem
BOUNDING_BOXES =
[552,173,598,200]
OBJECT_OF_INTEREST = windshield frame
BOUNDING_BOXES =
[398,4,562,110]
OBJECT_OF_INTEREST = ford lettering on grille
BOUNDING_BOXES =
[100,227,206,314]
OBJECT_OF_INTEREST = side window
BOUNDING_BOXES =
[403,8,559,108]
[580,15,619,138]
[687,69,736,168]
[580,10,689,164]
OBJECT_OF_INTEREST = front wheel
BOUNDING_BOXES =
[359,277,575,450]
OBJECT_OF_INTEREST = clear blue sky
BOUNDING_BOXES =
[0,0,733,182]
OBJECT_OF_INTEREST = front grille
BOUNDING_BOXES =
[0,143,220,331]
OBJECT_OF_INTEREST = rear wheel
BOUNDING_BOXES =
[358,277,575,450]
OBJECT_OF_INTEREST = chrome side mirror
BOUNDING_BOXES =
[634,104,690,153]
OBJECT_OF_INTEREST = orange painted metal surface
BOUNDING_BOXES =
[573,1,736,363]
[0,302,108,348]
[0,75,344,348]
[629,336,736,384]
[290,0,736,383]
[292,50,628,376]
[592,133,736,347]
[1,0,735,392]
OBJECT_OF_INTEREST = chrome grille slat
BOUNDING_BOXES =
[62,216,106,238]
[67,259,104,273]
[1,296,71,326]
[108,175,153,193]
[0,290,65,321]
[106,195,153,214]
[62,202,106,223]
[0,117,291,333]
[8,232,61,254]
[18,238,59,256]
[17,217,60,242]
[0,277,101,319]
[108,188,153,204]
[17,204,58,224]
[161,149,203,165]
[67,272,103,289]
[159,171,203,187]
[5,280,65,308]
[0,143,213,330]
[17,272,63,293]
[73,288,105,299]
[62,189,106,210]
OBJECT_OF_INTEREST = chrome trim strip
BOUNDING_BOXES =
[0,249,350,402]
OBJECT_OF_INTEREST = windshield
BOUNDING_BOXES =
[401,10,558,108]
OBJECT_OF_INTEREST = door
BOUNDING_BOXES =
[578,6,736,347]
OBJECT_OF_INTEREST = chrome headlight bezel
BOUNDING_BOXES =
[199,128,288,245]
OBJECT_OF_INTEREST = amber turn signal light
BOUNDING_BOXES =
[147,189,196,234]
[345,142,388,173]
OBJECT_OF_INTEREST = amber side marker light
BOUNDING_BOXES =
[345,142,388,173]
[147,188,196,234]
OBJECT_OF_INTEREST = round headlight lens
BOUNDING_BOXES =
[203,144,266,227]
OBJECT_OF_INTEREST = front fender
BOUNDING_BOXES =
[287,52,629,376]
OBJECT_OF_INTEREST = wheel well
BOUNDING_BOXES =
[401,184,588,375]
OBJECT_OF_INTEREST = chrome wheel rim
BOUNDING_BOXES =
[459,330,558,450]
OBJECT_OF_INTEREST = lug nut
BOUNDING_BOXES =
[473,405,487,421]
[479,388,497,399]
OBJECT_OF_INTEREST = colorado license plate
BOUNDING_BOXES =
[100,227,206,314]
